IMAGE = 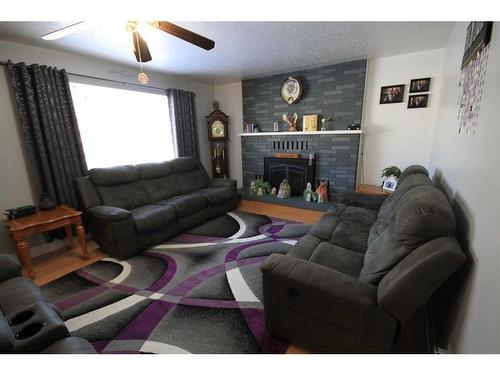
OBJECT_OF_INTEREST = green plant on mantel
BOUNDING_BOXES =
[381,166,402,179]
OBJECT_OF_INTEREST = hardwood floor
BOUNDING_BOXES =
[26,200,320,354]
[28,240,105,287]
[238,199,325,223]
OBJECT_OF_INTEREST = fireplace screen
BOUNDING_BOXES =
[264,157,315,197]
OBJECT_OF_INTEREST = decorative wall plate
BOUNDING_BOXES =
[280,77,302,104]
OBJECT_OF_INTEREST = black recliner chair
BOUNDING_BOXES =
[0,253,95,354]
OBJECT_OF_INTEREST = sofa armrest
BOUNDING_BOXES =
[0,254,22,282]
[335,191,387,211]
[84,206,139,259]
[208,178,237,190]
[86,206,131,222]
[261,253,377,307]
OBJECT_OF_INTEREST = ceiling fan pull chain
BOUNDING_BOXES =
[135,29,149,85]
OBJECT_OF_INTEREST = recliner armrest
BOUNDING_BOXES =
[0,254,22,282]
[208,178,236,190]
[86,206,131,222]
[335,191,387,211]
[261,253,377,306]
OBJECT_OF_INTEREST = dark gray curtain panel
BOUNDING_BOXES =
[6,61,88,208]
[166,88,199,158]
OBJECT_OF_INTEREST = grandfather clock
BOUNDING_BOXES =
[206,103,229,178]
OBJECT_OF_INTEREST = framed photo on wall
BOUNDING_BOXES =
[408,94,429,109]
[409,77,431,93]
[379,84,405,104]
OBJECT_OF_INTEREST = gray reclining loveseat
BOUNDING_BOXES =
[261,166,465,353]
[75,156,238,259]
[0,253,95,353]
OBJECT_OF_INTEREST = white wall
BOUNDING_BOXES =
[361,49,445,185]
[214,82,243,188]
[0,40,214,255]
[428,23,500,353]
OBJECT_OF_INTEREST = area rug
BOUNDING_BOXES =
[41,210,311,354]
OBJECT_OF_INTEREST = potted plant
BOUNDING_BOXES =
[381,166,401,192]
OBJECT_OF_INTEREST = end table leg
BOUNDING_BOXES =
[64,224,74,248]
[76,223,89,260]
[16,238,35,279]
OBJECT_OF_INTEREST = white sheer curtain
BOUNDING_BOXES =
[70,82,174,169]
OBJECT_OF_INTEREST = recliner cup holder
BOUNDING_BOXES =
[14,322,45,340]
[8,309,35,326]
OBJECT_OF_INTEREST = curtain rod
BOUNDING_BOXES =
[0,61,168,92]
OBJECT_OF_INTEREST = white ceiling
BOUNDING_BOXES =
[0,21,456,84]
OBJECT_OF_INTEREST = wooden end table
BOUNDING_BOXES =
[355,184,391,196]
[5,205,89,279]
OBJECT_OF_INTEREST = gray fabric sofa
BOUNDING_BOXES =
[0,253,95,354]
[75,156,238,259]
[261,166,466,353]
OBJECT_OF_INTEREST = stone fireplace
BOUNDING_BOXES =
[240,59,366,197]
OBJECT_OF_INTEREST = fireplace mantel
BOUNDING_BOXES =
[239,130,362,137]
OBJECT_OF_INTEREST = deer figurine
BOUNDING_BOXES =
[283,113,299,132]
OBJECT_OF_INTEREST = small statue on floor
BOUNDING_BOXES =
[270,187,277,195]
[303,182,317,202]
[315,181,328,203]
[277,179,291,199]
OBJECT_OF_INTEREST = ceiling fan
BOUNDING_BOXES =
[42,21,215,84]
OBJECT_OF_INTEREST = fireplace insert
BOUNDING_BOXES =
[264,157,315,196]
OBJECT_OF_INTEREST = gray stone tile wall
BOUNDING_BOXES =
[242,60,366,132]
[241,59,366,194]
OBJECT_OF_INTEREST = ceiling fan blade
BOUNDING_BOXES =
[42,21,86,40]
[152,21,215,50]
[132,31,152,63]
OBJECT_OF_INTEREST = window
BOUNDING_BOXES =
[70,82,174,169]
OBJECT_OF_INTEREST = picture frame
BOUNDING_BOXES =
[382,178,397,193]
[379,84,405,104]
[462,21,493,69]
[303,115,318,131]
[408,94,429,109]
[409,77,431,93]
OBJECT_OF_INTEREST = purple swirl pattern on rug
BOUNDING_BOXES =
[41,211,311,354]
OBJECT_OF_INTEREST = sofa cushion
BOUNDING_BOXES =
[359,228,412,285]
[395,185,456,250]
[378,174,433,220]
[308,213,340,241]
[131,204,177,234]
[181,169,210,194]
[340,206,378,227]
[288,234,323,260]
[95,182,151,210]
[329,220,370,254]
[89,165,139,186]
[137,161,174,179]
[309,242,364,277]
[197,186,234,205]
[0,277,51,316]
[156,195,207,217]
[397,165,429,188]
[171,156,201,173]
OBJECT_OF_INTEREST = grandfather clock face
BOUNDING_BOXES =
[211,120,225,139]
